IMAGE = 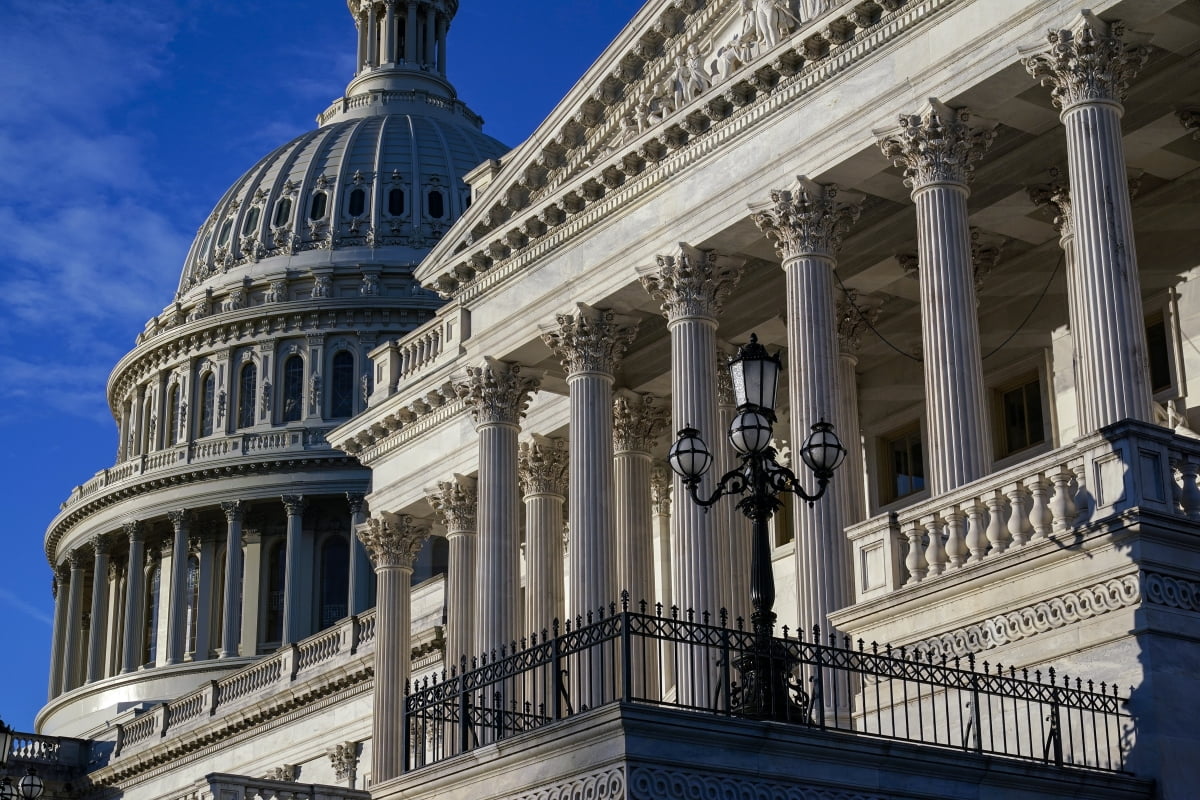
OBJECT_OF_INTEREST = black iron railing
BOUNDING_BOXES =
[403,598,1129,773]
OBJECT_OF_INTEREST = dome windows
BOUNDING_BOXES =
[242,206,262,236]
[198,372,216,437]
[330,351,355,418]
[217,218,234,248]
[310,191,329,220]
[273,197,293,227]
[238,362,257,429]
[428,190,445,219]
[347,188,368,218]
[388,188,405,217]
[283,355,304,423]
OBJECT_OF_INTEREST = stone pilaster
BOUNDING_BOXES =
[193,532,217,659]
[105,561,125,678]
[281,495,308,644]
[649,465,675,696]
[240,528,264,658]
[754,177,862,630]
[1024,14,1152,431]
[86,535,112,683]
[518,437,567,639]
[121,521,146,674]
[219,501,244,658]
[357,513,429,784]
[834,291,879,526]
[879,100,995,494]
[61,550,86,692]
[542,304,639,618]
[347,493,373,616]
[165,509,190,665]
[639,243,744,624]
[455,359,540,654]
[48,566,69,699]
[428,476,478,668]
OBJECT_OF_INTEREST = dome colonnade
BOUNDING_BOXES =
[352,0,456,75]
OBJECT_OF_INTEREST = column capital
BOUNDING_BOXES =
[52,565,68,595]
[836,290,883,355]
[970,228,1007,295]
[346,492,367,516]
[356,514,429,569]
[281,495,307,516]
[1023,14,1149,112]
[166,509,190,531]
[220,500,244,522]
[751,177,863,261]
[650,465,672,516]
[638,242,745,322]
[122,520,144,543]
[428,475,477,533]
[1026,167,1073,237]
[715,349,735,407]
[108,561,126,582]
[67,549,86,570]
[454,358,541,427]
[613,391,669,454]
[90,533,113,557]
[878,100,994,190]
[540,304,639,378]
[518,436,569,497]
[144,543,162,568]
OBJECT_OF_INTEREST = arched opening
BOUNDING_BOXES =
[273,197,293,227]
[238,362,257,429]
[166,385,181,446]
[319,536,350,629]
[140,393,154,454]
[242,206,262,236]
[266,541,286,644]
[348,188,367,217]
[143,564,160,666]
[185,554,201,657]
[283,355,304,423]
[388,187,405,216]
[309,192,328,220]
[330,351,355,419]
[427,190,445,219]
[198,373,216,437]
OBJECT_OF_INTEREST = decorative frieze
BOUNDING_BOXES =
[512,766,626,800]
[518,437,569,497]
[751,178,862,261]
[627,767,889,800]
[613,392,669,454]
[878,101,995,190]
[1022,14,1149,111]
[638,243,745,321]
[540,304,639,378]
[454,358,541,427]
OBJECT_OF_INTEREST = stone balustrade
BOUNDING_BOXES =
[367,306,466,407]
[848,420,1200,601]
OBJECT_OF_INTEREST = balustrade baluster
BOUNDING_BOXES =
[1005,482,1032,546]
[904,520,928,585]
[1027,475,1052,540]
[922,515,947,577]
[963,500,987,563]
[1049,466,1078,532]
[943,508,967,568]
[984,491,1010,554]
[1177,458,1200,521]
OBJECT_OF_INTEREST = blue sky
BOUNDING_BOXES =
[0,0,645,732]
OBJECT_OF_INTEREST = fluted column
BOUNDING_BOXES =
[542,304,639,618]
[880,101,995,494]
[713,354,751,625]
[834,292,878,525]
[219,501,244,657]
[165,509,190,665]
[382,0,396,63]
[1024,15,1152,431]
[193,533,217,659]
[424,7,435,67]
[86,535,111,683]
[281,495,308,644]
[358,514,429,783]
[612,392,668,607]
[61,551,86,692]
[435,12,447,73]
[347,493,373,615]
[405,2,418,63]
[428,476,478,668]
[366,2,379,67]
[48,567,68,698]
[518,437,567,638]
[105,561,125,678]
[650,466,676,696]
[121,521,146,673]
[455,359,541,655]
[753,178,862,629]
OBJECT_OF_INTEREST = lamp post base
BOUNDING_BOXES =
[732,637,809,723]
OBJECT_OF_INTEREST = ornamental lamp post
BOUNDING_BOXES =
[667,333,845,721]
[16,771,42,800]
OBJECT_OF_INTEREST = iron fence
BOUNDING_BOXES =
[403,598,1129,774]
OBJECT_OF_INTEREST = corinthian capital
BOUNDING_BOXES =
[428,475,477,533]
[122,520,144,543]
[751,177,862,261]
[638,243,745,322]
[613,391,669,454]
[454,358,541,427]
[1023,13,1149,111]
[90,534,112,557]
[356,514,429,569]
[836,290,882,355]
[1026,167,1073,237]
[878,100,995,190]
[650,465,672,515]
[540,303,640,378]
[518,436,569,497]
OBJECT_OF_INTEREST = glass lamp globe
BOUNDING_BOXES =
[799,420,846,475]
[728,409,773,455]
[668,427,713,480]
[728,333,781,413]
[17,771,43,800]
[0,778,17,800]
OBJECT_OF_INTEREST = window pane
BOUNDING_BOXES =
[167,386,180,446]
[319,537,350,629]
[242,206,261,236]
[1146,318,1172,393]
[283,356,304,422]
[266,543,286,643]
[348,188,366,217]
[388,188,405,216]
[310,192,328,220]
[274,197,293,227]
[238,363,257,429]
[200,374,215,437]
[428,190,445,219]
[331,351,355,418]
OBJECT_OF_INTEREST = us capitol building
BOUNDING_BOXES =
[11,1,1200,799]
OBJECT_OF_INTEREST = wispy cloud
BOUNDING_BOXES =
[0,589,53,627]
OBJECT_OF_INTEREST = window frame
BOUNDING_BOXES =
[876,420,928,508]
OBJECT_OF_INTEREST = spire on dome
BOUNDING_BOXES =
[344,0,459,99]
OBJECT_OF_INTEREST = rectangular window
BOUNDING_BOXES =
[995,375,1046,458]
[880,423,925,505]
[1146,315,1173,395]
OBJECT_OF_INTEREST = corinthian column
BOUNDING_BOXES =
[61,550,86,692]
[357,514,429,784]
[48,567,68,699]
[219,501,243,658]
[650,465,675,696]
[165,509,190,665]
[753,178,862,629]
[121,521,146,673]
[455,359,541,655]
[1024,15,1152,431]
[879,101,995,494]
[428,476,478,668]
[542,304,640,618]
[639,244,744,623]
[281,495,308,644]
[86,535,111,683]
[518,438,567,638]
[612,392,668,607]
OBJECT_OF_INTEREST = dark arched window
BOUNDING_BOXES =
[273,197,293,227]
[283,356,304,423]
[266,542,286,644]
[319,536,350,629]
[141,394,154,454]
[166,385,181,446]
[427,190,445,219]
[186,555,201,657]
[242,206,261,236]
[217,218,234,247]
[199,373,215,437]
[330,351,355,418]
[144,564,160,666]
[348,188,366,217]
[309,192,328,220]
[238,362,257,429]
[388,188,405,216]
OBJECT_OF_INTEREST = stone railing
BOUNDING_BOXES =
[113,608,378,759]
[848,421,1200,600]
[191,773,370,800]
[316,88,485,128]
[367,305,466,407]
[62,426,339,511]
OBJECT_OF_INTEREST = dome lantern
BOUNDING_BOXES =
[346,0,460,100]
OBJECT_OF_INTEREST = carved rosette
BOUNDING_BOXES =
[1023,16,1149,111]
[752,179,862,261]
[613,392,669,454]
[879,103,995,190]
[428,476,478,533]
[650,465,672,516]
[1026,167,1073,237]
[540,304,639,378]
[638,243,745,321]
[518,437,569,497]
[357,514,429,570]
[454,358,541,427]
[836,290,882,354]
